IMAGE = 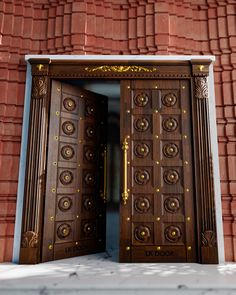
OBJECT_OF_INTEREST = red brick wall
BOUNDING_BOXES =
[0,0,235,262]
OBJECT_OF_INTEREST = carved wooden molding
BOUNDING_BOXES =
[50,72,191,79]
[202,230,217,247]
[21,231,39,248]
[191,62,210,77]
[28,60,192,79]
[194,77,208,100]
[31,60,50,76]
[32,76,47,100]
[49,64,191,78]
[192,67,218,264]
[84,65,157,73]
[19,64,50,264]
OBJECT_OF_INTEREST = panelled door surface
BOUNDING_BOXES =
[42,81,107,262]
[120,79,197,262]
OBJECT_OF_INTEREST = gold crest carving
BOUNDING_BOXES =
[85,65,157,73]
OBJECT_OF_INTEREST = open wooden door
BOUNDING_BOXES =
[120,79,197,263]
[42,81,107,262]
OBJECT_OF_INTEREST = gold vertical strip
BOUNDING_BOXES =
[122,136,129,205]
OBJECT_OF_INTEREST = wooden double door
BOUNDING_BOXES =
[19,60,219,264]
[41,79,196,263]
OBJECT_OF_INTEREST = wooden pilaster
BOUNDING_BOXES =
[191,61,218,264]
[19,60,50,264]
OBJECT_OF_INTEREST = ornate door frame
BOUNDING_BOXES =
[13,55,224,264]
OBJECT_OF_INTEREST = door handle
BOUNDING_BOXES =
[100,146,107,203]
[122,136,129,205]
[103,146,107,203]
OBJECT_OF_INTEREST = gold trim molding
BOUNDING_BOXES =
[85,65,157,73]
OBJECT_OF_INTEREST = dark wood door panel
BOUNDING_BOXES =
[120,79,197,263]
[42,80,107,262]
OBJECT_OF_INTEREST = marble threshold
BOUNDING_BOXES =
[0,250,236,295]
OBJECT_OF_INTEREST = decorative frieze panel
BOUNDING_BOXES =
[84,65,157,73]
[32,61,191,79]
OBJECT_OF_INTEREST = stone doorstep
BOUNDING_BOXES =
[1,289,236,295]
[0,251,236,295]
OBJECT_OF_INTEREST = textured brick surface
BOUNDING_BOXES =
[0,0,235,262]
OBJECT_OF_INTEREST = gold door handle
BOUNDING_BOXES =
[100,146,107,203]
[122,136,129,205]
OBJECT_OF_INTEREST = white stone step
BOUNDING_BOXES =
[1,251,236,295]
